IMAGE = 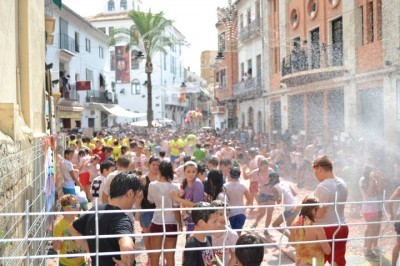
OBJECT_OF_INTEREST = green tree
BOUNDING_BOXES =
[112,10,183,128]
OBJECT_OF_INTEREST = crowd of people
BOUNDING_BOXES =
[52,126,400,266]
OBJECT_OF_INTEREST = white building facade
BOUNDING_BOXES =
[235,0,267,134]
[46,3,111,132]
[87,0,188,126]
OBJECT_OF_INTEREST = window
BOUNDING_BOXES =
[74,32,80,53]
[241,62,244,79]
[88,118,95,128]
[120,0,127,10]
[219,69,226,89]
[247,8,251,25]
[256,54,261,84]
[86,68,94,85]
[85,38,91,53]
[98,27,106,34]
[99,47,104,58]
[164,53,167,70]
[108,27,114,37]
[255,0,260,20]
[131,79,140,95]
[110,51,115,71]
[247,59,252,75]
[131,50,140,70]
[218,32,226,52]
[366,1,374,43]
[108,0,115,11]
[240,14,244,30]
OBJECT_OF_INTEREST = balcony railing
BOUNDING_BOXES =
[282,43,343,76]
[233,77,262,98]
[61,85,80,101]
[239,18,261,42]
[59,33,79,54]
[86,90,118,104]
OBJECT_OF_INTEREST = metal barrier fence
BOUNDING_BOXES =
[1,194,400,265]
[0,135,65,266]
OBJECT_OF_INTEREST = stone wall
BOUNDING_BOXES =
[0,119,38,263]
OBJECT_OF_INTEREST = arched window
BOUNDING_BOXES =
[131,79,140,95]
[120,0,127,10]
[248,107,254,130]
[108,0,115,11]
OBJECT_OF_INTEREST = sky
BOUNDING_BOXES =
[62,0,230,75]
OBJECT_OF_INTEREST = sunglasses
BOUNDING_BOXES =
[64,203,80,209]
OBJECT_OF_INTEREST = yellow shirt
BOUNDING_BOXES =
[113,145,122,160]
[53,217,85,266]
[169,139,185,156]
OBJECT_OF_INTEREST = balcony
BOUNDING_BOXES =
[239,18,261,42]
[211,105,227,114]
[59,33,78,55]
[86,90,118,104]
[164,95,188,107]
[233,77,262,99]
[281,43,345,86]
[62,85,80,101]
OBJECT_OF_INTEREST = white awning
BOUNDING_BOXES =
[131,120,162,127]
[99,104,147,118]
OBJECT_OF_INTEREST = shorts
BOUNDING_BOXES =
[394,215,400,235]
[229,214,246,230]
[323,225,349,266]
[362,211,382,220]
[149,222,178,238]
[249,181,259,193]
[62,187,76,195]
[140,211,154,228]
[79,172,90,186]
[283,209,300,220]
[258,193,275,203]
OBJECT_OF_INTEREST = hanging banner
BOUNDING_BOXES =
[115,46,130,84]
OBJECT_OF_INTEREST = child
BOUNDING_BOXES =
[224,167,252,236]
[183,201,222,266]
[211,200,238,265]
[78,149,92,201]
[235,234,264,266]
[53,194,86,266]
[290,195,331,266]
[204,170,225,203]
[90,160,116,204]
[269,172,299,237]
[171,161,205,233]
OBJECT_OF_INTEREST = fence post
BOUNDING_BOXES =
[24,200,30,265]
[95,197,99,266]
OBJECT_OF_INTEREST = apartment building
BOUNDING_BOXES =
[266,0,400,164]
[87,0,188,125]
[46,2,111,132]
[212,4,239,130]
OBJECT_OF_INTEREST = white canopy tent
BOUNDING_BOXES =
[98,104,147,118]
[131,120,162,127]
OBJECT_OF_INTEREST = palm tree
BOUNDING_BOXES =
[112,10,181,127]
